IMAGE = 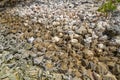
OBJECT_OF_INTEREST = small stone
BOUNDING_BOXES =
[24,43,32,50]
[33,56,43,65]
[96,62,108,75]
[29,52,37,58]
[53,21,60,26]
[71,39,78,43]
[45,61,53,70]
[74,69,81,77]
[113,64,120,74]
[92,72,102,80]
[107,62,115,68]
[5,54,13,61]
[22,51,30,59]
[24,22,28,26]
[73,77,82,80]
[103,73,117,80]
[52,73,62,80]
[0,54,2,58]
[84,37,92,44]
[52,36,60,42]
[75,26,87,34]
[83,49,94,59]
[60,62,68,71]
[28,37,35,43]
[115,36,120,44]
[0,59,2,66]
[0,45,4,50]
[98,43,104,49]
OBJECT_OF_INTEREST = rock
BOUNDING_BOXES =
[73,77,82,80]
[92,31,98,39]
[103,73,117,80]
[97,43,104,49]
[84,37,92,44]
[52,73,62,80]
[0,59,2,66]
[14,54,22,59]
[107,62,115,69]
[92,71,102,80]
[33,56,44,65]
[83,49,94,59]
[24,43,33,50]
[115,36,120,44]
[113,64,120,74]
[75,26,87,34]
[74,69,81,77]
[0,44,3,50]
[45,60,53,70]
[24,22,28,26]
[60,62,68,71]
[0,54,2,58]
[87,61,96,71]
[96,62,108,75]
[52,21,60,26]
[5,54,13,61]
[29,51,38,58]
[96,21,106,31]
[52,36,60,42]
[70,39,78,43]
[28,37,35,43]
[21,51,30,59]
[82,75,91,80]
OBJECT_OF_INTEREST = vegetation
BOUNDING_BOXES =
[98,0,120,14]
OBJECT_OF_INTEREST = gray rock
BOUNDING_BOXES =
[33,56,44,65]
[103,73,117,80]
[70,39,78,43]
[0,45,3,50]
[0,59,2,66]
[98,43,104,49]
[84,37,92,44]
[5,54,14,61]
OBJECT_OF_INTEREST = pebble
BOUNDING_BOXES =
[70,39,78,43]
[97,43,104,49]
[28,37,35,43]
[33,56,44,65]
[52,36,60,42]
[103,73,117,80]
[115,36,120,44]
[83,49,94,59]
[0,0,120,79]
